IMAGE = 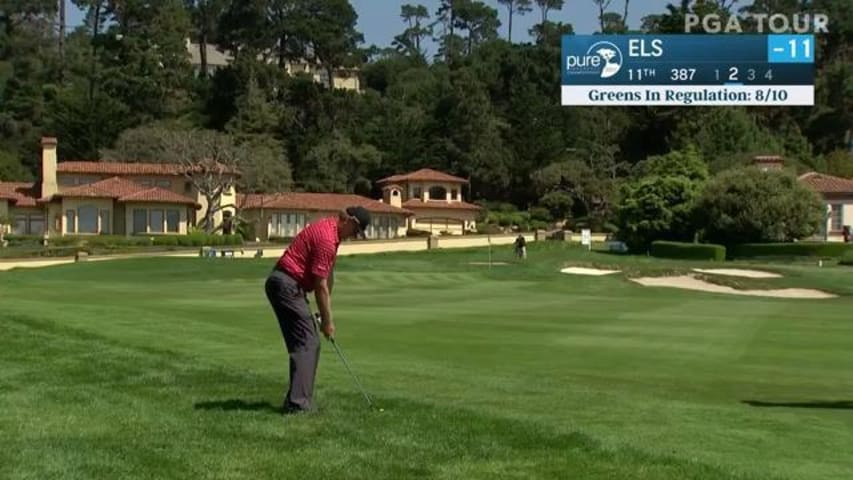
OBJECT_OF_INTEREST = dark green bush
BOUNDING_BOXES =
[267,236,293,244]
[152,235,180,246]
[730,242,853,259]
[650,241,726,261]
[475,224,502,235]
[406,229,432,237]
[840,250,853,266]
[4,235,43,247]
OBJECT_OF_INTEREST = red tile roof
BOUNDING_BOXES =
[798,172,853,194]
[238,192,413,216]
[52,177,199,206]
[402,199,482,211]
[118,188,199,206]
[57,161,239,176]
[377,168,468,185]
[0,182,39,207]
[58,177,143,198]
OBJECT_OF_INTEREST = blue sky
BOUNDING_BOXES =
[66,0,685,49]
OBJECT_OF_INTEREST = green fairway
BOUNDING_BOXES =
[1,243,851,479]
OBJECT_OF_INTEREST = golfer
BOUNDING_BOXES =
[514,234,527,259]
[264,206,371,414]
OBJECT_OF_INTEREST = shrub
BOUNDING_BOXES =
[4,235,43,247]
[730,242,853,259]
[617,175,701,252]
[406,228,432,237]
[177,236,195,247]
[267,236,293,244]
[695,167,824,245]
[475,223,502,235]
[530,220,550,231]
[152,235,180,246]
[528,207,552,223]
[840,250,853,266]
[224,234,244,245]
[650,240,726,261]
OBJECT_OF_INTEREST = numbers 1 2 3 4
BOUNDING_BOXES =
[716,68,773,82]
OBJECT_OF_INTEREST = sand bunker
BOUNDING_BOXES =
[692,268,781,279]
[561,267,621,276]
[631,275,834,299]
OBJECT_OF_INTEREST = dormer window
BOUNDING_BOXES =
[429,186,447,202]
[451,189,459,201]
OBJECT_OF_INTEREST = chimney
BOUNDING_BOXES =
[41,137,58,198]
[382,185,402,209]
[753,155,784,172]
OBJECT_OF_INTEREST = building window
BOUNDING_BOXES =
[13,215,27,235]
[270,212,307,238]
[29,215,45,235]
[429,186,447,201]
[184,182,193,194]
[99,210,111,234]
[149,210,164,233]
[77,205,99,234]
[830,204,844,232]
[132,208,179,234]
[156,179,171,188]
[133,209,147,234]
[66,210,76,234]
[166,210,180,233]
[451,189,459,200]
[139,179,153,187]
[366,216,398,240]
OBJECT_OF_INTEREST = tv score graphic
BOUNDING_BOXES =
[561,34,815,106]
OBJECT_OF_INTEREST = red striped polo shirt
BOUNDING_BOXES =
[277,217,340,292]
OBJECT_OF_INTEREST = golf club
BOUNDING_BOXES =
[314,313,376,410]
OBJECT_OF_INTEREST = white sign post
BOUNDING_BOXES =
[581,229,592,251]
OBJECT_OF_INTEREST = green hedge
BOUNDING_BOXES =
[729,242,853,259]
[3,235,44,247]
[1,233,243,257]
[839,250,853,266]
[650,241,726,261]
[406,228,433,237]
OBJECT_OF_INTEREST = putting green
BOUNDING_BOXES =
[1,243,851,479]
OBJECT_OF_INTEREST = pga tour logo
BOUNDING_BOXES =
[565,41,623,79]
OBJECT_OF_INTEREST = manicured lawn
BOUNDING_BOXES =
[1,243,851,479]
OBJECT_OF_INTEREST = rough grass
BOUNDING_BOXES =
[1,242,852,479]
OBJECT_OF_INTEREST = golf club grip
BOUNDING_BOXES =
[314,312,334,341]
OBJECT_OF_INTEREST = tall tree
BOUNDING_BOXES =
[535,0,564,24]
[294,0,364,89]
[453,0,500,56]
[497,0,532,42]
[393,4,431,60]
[184,0,227,76]
[95,0,194,124]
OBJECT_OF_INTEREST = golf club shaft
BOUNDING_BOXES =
[314,313,374,407]
[329,337,373,407]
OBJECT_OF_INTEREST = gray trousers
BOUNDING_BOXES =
[264,269,320,411]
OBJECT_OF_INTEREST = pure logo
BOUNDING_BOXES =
[565,41,623,79]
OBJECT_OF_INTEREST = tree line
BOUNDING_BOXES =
[0,0,849,239]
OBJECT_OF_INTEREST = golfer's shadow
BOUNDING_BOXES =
[194,399,281,414]
[742,400,853,410]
